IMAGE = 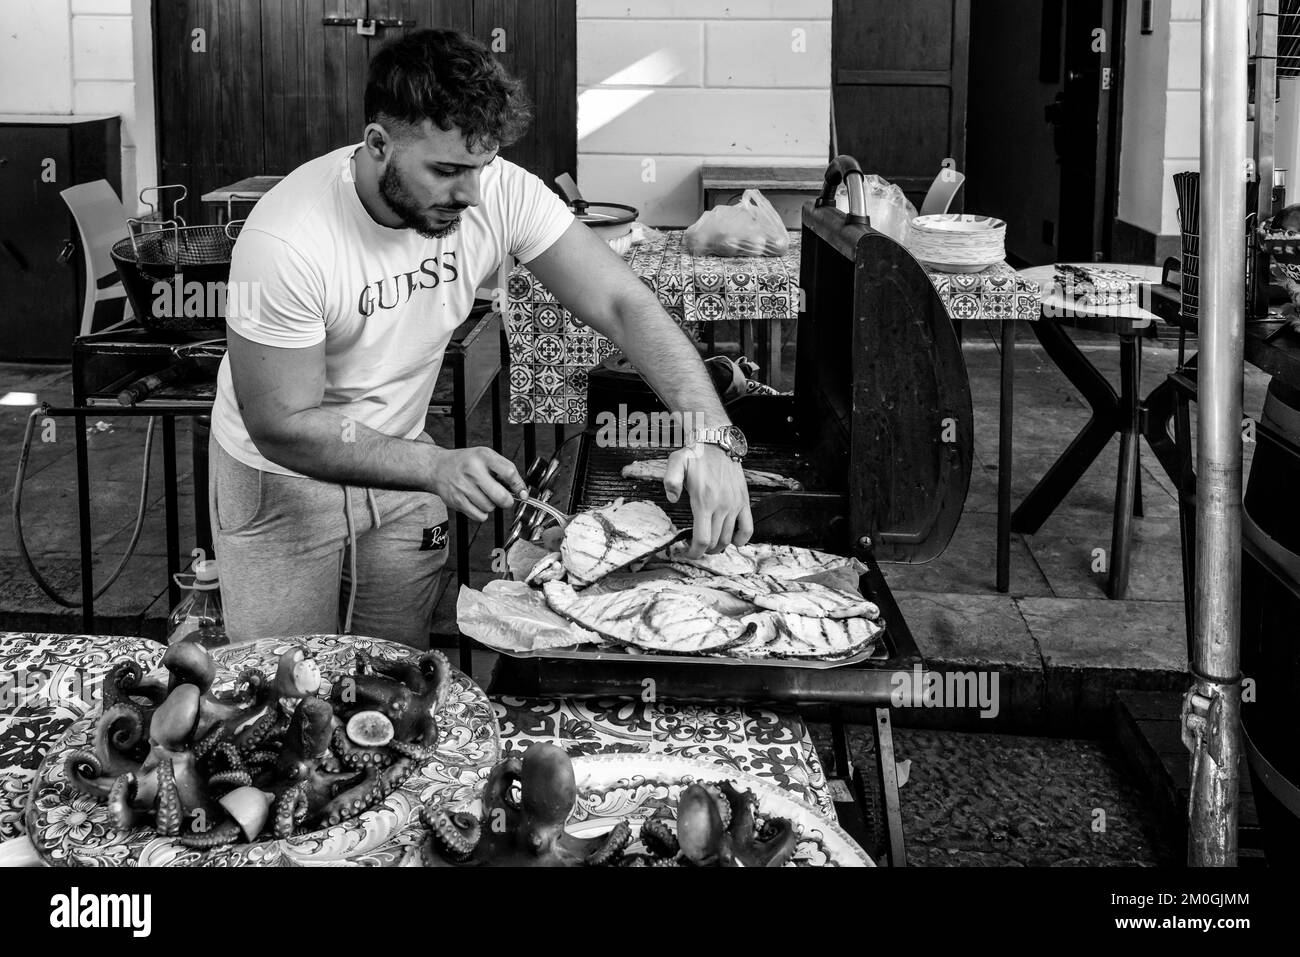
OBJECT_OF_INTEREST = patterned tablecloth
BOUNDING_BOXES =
[0,632,833,848]
[925,261,1043,323]
[503,231,1041,425]
[505,229,802,424]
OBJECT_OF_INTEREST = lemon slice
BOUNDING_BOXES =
[345,711,394,748]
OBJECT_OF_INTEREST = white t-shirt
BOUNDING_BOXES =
[211,144,573,476]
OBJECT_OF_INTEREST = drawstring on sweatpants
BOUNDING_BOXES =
[341,487,383,634]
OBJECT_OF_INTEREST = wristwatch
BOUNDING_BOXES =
[688,425,748,462]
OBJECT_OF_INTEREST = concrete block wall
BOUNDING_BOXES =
[0,0,156,212]
[1116,0,1201,242]
[576,0,832,226]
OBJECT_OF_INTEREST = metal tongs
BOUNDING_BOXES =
[504,457,567,550]
[515,493,570,529]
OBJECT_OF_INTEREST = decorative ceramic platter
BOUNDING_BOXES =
[25,635,499,867]
[419,752,873,867]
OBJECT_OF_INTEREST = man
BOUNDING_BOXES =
[210,29,753,647]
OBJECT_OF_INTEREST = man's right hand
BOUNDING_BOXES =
[427,447,526,522]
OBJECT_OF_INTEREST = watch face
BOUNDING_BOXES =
[724,426,748,457]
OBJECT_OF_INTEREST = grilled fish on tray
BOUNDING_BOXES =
[542,581,752,653]
[559,499,681,587]
[461,499,884,662]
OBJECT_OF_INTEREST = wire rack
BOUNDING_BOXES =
[1279,0,1300,77]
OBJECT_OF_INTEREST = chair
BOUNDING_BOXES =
[920,168,967,216]
[60,180,132,336]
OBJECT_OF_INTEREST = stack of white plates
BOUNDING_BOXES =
[908,214,1007,273]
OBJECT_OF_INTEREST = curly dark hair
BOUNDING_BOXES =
[365,29,532,150]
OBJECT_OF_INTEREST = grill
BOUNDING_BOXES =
[573,441,825,522]
[488,156,976,864]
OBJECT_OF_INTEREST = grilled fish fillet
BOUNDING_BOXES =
[621,458,803,491]
[523,551,565,585]
[686,574,879,620]
[654,542,866,580]
[542,581,750,653]
[560,500,681,587]
[735,611,881,659]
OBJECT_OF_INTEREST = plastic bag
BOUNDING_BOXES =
[684,189,790,257]
[835,174,918,245]
[456,582,601,653]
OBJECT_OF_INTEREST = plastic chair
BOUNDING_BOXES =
[60,180,132,336]
[920,168,967,216]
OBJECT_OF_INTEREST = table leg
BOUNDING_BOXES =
[491,376,504,551]
[874,707,907,867]
[1010,321,1120,534]
[193,416,212,558]
[997,321,1017,593]
[1174,385,1197,657]
[75,412,95,633]
[163,417,182,611]
[765,318,784,391]
[830,706,851,779]
[1108,336,1142,599]
[523,424,537,469]
[453,362,472,677]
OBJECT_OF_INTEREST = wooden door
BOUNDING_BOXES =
[831,0,971,211]
[469,0,576,188]
[965,0,1123,265]
[155,0,266,218]
[153,0,575,220]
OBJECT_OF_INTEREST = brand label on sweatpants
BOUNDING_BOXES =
[420,522,449,551]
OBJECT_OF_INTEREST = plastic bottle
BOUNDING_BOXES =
[165,559,228,648]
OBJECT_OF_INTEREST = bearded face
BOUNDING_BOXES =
[377,150,466,239]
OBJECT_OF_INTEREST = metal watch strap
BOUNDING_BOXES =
[689,427,742,462]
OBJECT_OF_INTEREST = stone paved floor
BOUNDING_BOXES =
[809,722,1176,866]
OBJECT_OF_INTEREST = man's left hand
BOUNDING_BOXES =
[662,443,753,557]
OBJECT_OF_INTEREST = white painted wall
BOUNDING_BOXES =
[575,0,832,226]
[0,0,156,212]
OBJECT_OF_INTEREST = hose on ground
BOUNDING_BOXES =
[11,405,157,607]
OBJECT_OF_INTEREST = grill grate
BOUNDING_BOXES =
[572,437,825,523]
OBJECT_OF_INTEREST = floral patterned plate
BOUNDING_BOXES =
[25,636,499,867]
[421,752,873,867]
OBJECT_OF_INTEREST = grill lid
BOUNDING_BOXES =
[796,170,972,564]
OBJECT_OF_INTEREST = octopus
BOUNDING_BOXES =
[625,781,799,867]
[423,743,631,867]
[64,642,452,849]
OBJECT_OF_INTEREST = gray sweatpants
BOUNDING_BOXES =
[208,437,449,648]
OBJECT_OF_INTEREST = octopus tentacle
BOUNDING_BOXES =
[233,707,282,752]
[273,782,309,839]
[424,809,480,862]
[154,758,182,837]
[331,727,393,769]
[191,724,226,761]
[582,819,632,866]
[106,773,138,830]
[320,758,415,827]
[241,749,278,769]
[94,702,149,768]
[386,739,438,762]
[178,817,242,848]
[207,769,252,789]
[64,750,116,799]
[640,817,679,859]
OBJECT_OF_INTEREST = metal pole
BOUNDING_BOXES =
[1187,0,1248,867]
